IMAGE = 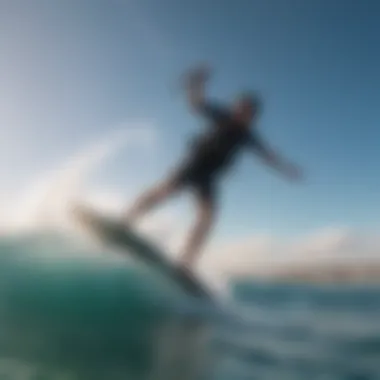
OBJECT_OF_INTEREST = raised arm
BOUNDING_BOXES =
[183,64,211,113]
[182,64,229,124]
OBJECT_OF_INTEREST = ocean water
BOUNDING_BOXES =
[0,231,379,380]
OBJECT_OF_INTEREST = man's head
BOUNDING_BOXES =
[231,92,262,125]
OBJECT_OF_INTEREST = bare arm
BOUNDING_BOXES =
[183,65,211,113]
[252,139,302,181]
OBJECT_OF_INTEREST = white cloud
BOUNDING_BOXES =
[200,227,380,282]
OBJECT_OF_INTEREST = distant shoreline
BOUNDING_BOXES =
[235,261,380,285]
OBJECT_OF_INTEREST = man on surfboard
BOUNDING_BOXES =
[124,64,302,270]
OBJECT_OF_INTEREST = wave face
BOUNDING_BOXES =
[1,232,380,380]
[0,232,214,380]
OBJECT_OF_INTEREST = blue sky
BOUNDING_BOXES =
[1,0,379,241]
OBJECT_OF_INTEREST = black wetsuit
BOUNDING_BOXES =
[172,102,267,203]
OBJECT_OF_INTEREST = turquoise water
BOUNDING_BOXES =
[0,231,379,380]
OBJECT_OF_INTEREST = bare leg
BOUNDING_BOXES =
[180,195,215,269]
[124,177,179,224]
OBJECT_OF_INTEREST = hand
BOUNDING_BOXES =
[285,163,303,181]
[184,63,212,86]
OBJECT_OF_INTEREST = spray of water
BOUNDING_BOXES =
[1,125,156,235]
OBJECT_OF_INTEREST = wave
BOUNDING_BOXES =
[0,231,215,380]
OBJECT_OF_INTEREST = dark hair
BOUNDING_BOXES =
[236,92,262,112]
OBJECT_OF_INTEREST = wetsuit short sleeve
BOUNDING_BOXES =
[198,102,230,124]
[246,131,269,157]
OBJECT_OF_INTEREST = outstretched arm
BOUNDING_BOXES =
[252,140,302,181]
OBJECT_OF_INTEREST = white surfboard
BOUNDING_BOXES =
[72,204,215,302]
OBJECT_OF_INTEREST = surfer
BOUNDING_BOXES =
[124,64,302,271]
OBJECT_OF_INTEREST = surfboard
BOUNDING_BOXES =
[72,204,214,302]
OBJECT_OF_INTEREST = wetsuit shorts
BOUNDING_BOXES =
[170,155,219,203]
